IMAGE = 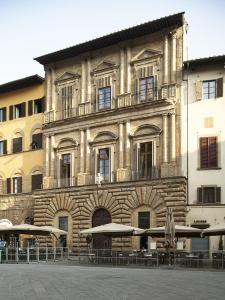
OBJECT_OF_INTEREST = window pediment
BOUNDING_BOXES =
[91,131,118,145]
[55,72,81,85]
[57,138,78,150]
[92,60,118,75]
[132,125,161,138]
[131,48,162,65]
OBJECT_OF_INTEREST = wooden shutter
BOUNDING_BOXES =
[21,102,26,117]
[41,97,46,112]
[6,178,11,194]
[2,107,6,121]
[216,78,223,98]
[216,187,221,203]
[32,133,43,149]
[209,137,217,167]
[200,137,209,168]
[32,174,43,190]
[13,137,22,153]
[9,105,14,120]
[197,187,203,203]
[196,80,202,101]
[28,100,33,116]
[17,177,22,193]
[3,140,7,154]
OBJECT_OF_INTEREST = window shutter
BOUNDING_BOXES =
[154,75,158,100]
[41,97,46,112]
[134,79,138,103]
[216,187,221,203]
[209,137,217,167]
[197,187,203,203]
[196,80,202,101]
[21,102,26,117]
[216,78,223,98]
[28,100,33,116]
[17,177,22,193]
[2,107,6,121]
[9,105,14,120]
[6,178,11,194]
[200,137,208,168]
[13,137,22,153]
[3,140,7,154]
[32,133,43,149]
[32,174,43,190]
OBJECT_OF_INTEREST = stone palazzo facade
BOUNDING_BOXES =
[34,12,187,250]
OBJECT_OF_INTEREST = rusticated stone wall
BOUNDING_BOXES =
[0,194,34,224]
[34,177,186,250]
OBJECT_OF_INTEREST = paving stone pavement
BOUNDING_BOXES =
[0,264,225,300]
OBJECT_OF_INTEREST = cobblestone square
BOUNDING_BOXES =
[0,264,225,300]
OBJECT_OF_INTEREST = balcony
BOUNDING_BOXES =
[44,85,176,124]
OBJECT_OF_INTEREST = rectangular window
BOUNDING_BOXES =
[138,212,150,229]
[0,107,6,122]
[140,76,154,102]
[139,142,154,178]
[98,148,110,182]
[200,137,217,168]
[197,186,221,204]
[203,80,216,99]
[98,87,111,111]
[0,140,7,155]
[60,153,71,187]
[61,86,73,118]
[31,174,43,190]
[34,99,43,114]
[13,177,22,194]
[59,216,68,232]
[31,133,43,149]
[12,137,22,153]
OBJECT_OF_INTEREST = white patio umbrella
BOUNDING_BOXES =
[202,224,225,236]
[145,225,202,238]
[40,226,68,238]
[0,219,13,229]
[1,224,51,236]
[80,222,144,236]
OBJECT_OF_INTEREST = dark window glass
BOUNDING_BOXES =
[15,104,22,118]
[98,86,111,110]
[92,208,111,249]
[31,133,42,149]
[0,107,6,122]
[140,76,154,102]
[12,137,22,153]
[0,140,7,155]
[59,216,68,232]
[98,148,110,182]
[138,211,150,250]
[139,142,153,178]
[203,80,216,99]
[61,153,71,186]
[197,186,221,204]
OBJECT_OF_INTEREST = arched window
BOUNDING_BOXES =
[92,208,111,249]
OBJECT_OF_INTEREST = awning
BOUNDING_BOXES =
[145,225,202,238]
[80,223,144,236]
[202,224,225,236]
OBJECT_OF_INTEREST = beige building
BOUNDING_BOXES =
[182,55,225,255]
[33,12,187,251]
[0,75,45,225]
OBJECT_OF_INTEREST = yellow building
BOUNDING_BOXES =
[0,75,44,224]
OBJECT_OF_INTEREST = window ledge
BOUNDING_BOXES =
[0,148,42,158]
[197,167,221,171]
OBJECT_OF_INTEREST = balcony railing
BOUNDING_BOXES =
[53,177,76,188]
[44,85,176,123]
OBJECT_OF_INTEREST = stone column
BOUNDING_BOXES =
[50,135,55,178]
[119,122,124,169]
[86,128,90,174]
[120,49,125,94]
[81,61,86,103]
[126,47,131,93]
[170,112,176,162]
[45,135,50,177]
[163,35,169,85]
[163,114,168,164]
[125,120,131,169]
[51,69,56,111]
[80,129,85,173]
[45,67,51,111]
[87,59,91,103]
[170,32,177,83]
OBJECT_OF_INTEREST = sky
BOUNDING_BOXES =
[0,0,225,84]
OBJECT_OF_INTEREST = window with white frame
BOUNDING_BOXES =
[12,176,22,194]
[98,86,111,111]
[97,148,110,182]
[139,76,155,102]
[60,153,72,187]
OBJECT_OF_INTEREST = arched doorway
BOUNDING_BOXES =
[92,208,111,249]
